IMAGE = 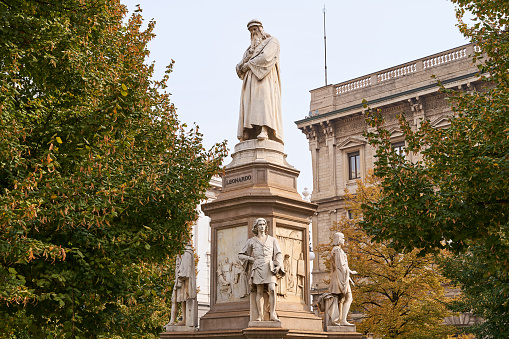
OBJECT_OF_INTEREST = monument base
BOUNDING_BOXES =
[247,321,282,328]
[160,328,362,339]
[163,325,196,332]
[326,325,356,332]
[243,327,289,339]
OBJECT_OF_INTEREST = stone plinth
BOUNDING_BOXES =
[200,140,321,333]
[326,325,356,332]
[161,140,362,339]
[160,329,362,339]
[163,325,196,332]
[247,321,282,328]
[227,139,291,169]
[242,327,289,339]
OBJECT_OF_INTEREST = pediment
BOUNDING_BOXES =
[338,137,366,150]
[387,126,404,139]
[430,116,450,129]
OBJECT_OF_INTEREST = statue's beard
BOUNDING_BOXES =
[250,33,263,49]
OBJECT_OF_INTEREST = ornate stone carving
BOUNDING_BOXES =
[164,243,198,331]
[302,125,318,141]
[336,115,366,134]
[216,226,249,303]
[424,93,450,113]
[236,19,283,144]
[275,227,305,303]
[238,218,284,322]
[321,120,335,139]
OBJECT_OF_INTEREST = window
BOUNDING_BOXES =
[393,141,405,157]
[347,210,353,219]
[348,152,360,180]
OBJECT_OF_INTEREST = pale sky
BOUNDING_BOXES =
[120,0,468,194]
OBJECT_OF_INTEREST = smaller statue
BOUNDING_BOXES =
[165,243,198,331]
[238,218,284,322]
[319,232,357,329]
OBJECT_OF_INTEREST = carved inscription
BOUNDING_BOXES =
[225,175,252,185]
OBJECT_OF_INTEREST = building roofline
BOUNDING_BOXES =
[308,42,473,94]
[295,71,479,125]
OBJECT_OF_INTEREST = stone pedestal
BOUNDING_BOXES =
[243,327,289,339]
[199,140,321,333]
[161,140,361,339]
[247,321,282,328]
[163,325,196,332]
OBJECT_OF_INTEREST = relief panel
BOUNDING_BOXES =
[275,227,305,304]
[216,225,249,303]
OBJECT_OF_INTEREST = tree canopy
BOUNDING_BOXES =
[0,0,227,337]
[361,0,509,337]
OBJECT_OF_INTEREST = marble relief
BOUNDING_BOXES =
[275,227,305,303]
[216,225,249,303]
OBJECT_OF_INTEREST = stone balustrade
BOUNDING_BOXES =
[332,44,473,96]
[423,47,467,69]
[377,63,417,82]
[304,43,478,120]
[335,76,372,95]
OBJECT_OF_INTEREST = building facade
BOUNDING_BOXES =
[295,44,481,302]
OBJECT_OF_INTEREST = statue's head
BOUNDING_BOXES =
[252,218,267,235]
[247,19,269,44]
[184,241,194,252]
[333,232,345,246]
[247,19,262,30]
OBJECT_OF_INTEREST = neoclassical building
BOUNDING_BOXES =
[295,43,481,303]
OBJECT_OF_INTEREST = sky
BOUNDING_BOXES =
[120,0,468,194]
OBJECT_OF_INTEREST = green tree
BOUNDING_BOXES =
[0,0,227,337]
[362,0,509,337]
[317,173,454,339]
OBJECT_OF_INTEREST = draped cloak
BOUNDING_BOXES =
[239,235,284,285]
[236,37,283,144]
[329,246,352,295]
[174,247,197,303]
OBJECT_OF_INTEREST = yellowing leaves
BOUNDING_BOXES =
[120,83,128,96]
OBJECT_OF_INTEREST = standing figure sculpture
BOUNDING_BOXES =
[165,243,198,330]
[238,218,284,322]
[327,232,357,327]
[236,19,283,144]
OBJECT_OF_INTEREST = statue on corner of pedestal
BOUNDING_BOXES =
[236,19,283,144]
[317,231,357,330]
[238,218,284,322]
[164,242,198,331]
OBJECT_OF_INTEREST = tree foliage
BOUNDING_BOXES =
[361,0,509,337]
[317,172,454,339]
[0,0,227,337]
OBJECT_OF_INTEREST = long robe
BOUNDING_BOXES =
[329,246,351,295]
[239,235,284,285]
[236,37,283,144]
[174,247,197,302]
